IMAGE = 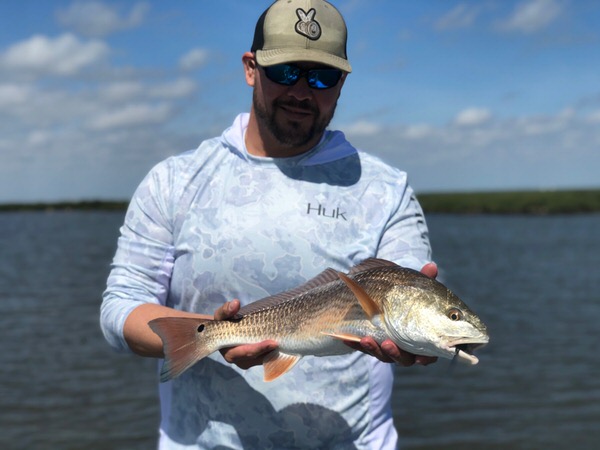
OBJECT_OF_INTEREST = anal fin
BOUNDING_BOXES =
[262,350,301,382]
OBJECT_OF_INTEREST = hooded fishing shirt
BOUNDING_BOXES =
[101,113,432,449]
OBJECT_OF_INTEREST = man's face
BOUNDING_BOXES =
[251,60,346,150]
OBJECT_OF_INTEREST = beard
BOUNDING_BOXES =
[253,90,336,148]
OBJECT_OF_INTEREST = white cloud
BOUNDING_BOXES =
[516,108,574,136]
[57,1,149,37]
[87,103,173,130]
[0,33,108,76]
[27,129,53,147]
[435,4,481,31]
[0,83,33,107]
[341,106,600,192]
[454,108,492,126]
[498,0,563,33]
[101,81,145,102]
[342,108,600,168]
[101,77,197,98]
[179,48,210,71]
[404,124,435,140]
[586,110,600,124]
[98,78,196,104]
[149,78,197,99]
[344,120,382,136]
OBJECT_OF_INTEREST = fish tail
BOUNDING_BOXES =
[148,317,216,382]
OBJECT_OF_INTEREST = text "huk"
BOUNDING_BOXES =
[307,203,347,221]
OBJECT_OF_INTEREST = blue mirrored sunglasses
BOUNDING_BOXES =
[262,63,343,90]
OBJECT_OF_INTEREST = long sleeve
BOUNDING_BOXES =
[100,162,176,352]
[376,176,432,271]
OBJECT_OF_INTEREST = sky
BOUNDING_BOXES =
[1,0,599,203]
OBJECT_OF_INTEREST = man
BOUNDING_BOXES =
[101,0,436,448]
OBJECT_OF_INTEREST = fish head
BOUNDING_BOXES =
[381,276,489,364]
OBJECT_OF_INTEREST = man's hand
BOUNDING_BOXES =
[345,337,437,366]
[346,262,439,366]
[215,299,278,370]
[419,262,438,279]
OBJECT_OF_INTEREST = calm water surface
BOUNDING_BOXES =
[395,214,600,449]
[0,211,598,449]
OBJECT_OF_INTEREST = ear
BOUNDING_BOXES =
[242,52,257,87]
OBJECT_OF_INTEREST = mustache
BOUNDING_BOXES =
[275,98,318,114]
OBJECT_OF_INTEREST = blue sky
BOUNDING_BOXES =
[1,0,599,203]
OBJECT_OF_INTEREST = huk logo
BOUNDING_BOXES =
[295,8,321,40]
[307,203,347,221]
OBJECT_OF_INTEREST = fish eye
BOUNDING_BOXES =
[447,308,463,321]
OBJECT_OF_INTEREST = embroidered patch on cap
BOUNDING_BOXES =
[295,8,321,40]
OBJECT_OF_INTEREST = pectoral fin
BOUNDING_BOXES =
[321,331,363,343]
[337,272,382,319]
[262,350,301,382]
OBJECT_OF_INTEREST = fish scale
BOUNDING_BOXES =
[207,282,367,354]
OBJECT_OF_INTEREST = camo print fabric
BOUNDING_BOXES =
[101,113,432,449]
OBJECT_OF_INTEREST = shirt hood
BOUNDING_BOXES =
[222,113,358,167]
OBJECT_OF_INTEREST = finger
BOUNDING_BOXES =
[214,299,240,320]
[420,262,438,279]
[380,340,437,366]
[358,337,394,363]
[381,340,416,366]
[220,340,278,369]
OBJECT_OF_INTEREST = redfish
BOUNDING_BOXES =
[149,258,489,382]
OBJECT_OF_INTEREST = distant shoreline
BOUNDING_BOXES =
[418,189,600,214]
[1,189,599,215]
[0,200,128,212]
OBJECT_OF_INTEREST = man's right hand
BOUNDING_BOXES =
[215,299,279,370]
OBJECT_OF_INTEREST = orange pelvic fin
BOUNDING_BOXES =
[337,272,382,319]
[148,317,214,382]
[321,331,363,343]
[262,350,301,382]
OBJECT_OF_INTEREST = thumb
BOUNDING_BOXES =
[214,299,240,320]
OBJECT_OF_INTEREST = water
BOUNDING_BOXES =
[0,211,598,449]
[394,214,600,449]
[0,212,159,449]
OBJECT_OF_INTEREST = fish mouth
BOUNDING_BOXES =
[446,339,488,365]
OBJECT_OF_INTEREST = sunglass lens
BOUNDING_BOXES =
[266,64,300,86]
[307,69,343,89]
[263,64,342,89]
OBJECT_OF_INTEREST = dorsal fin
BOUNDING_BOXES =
[348,258,398,275]
[337,272,382,319]
[237,268,340,317]
[262,350,301,382]
[235,259,397,318]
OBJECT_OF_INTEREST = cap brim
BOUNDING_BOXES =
[256,48,352,73]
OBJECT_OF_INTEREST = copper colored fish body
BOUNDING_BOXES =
[149,259,489,382]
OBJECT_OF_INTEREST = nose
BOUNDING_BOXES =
[287,77,313,101]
